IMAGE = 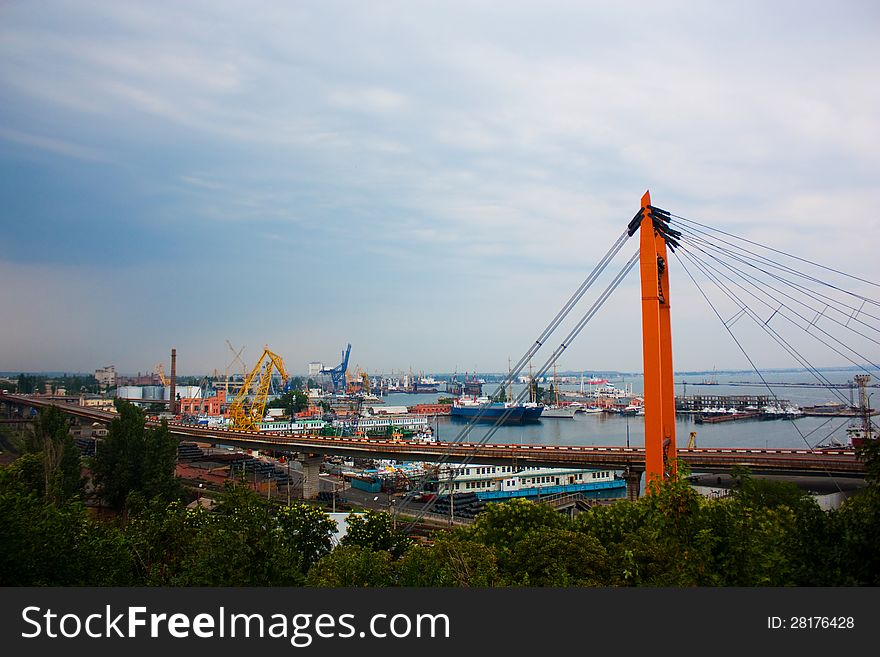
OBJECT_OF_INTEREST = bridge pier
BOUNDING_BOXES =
[298,454,322,500]
[623,466,643,501]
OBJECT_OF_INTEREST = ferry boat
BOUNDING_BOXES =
[257,418,327,433]
[333,413,428,433]
[435,463,625,500]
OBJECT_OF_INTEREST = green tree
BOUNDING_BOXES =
[856,438,880,487]
[93,399,181,511]
[834,487,880,585]
[465,498,568,553]
[341,510,413,558]
[396,536,498,586]
[306,545,395,587]
[24,406,82,504]
[504,528,611,586]
[276,503,338,573]
[0,486,134,585]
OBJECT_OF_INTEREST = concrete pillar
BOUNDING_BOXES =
[623,466,643,502]
[299,454,322,500]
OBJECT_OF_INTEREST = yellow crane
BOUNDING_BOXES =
[154,362,168,386]
[228,346,288,431]
[687,431,697,449]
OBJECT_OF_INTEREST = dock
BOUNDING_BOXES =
[695,411,763,424]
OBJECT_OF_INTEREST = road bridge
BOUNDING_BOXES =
[2,394,865,500]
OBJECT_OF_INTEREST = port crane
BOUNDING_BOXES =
[154,362,168,386]
[320,343,351,392]
[228,346,289,431]
[224,340,247,394]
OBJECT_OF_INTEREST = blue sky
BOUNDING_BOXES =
[1,0,878,376]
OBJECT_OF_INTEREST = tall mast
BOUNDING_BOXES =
[508,357,513,403]
[554,363,559,405]
[528,359,533,403]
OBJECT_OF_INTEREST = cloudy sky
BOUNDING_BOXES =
[1,0,878,377]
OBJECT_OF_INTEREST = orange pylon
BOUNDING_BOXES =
[638,191,677,489]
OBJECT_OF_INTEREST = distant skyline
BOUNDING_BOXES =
[1,1,878,377]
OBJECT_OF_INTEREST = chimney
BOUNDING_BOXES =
[170,348,177,414]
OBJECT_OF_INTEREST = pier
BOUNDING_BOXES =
[675,394,783,413]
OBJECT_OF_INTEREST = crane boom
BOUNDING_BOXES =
[228,346,289,431]
[154,362,168,387]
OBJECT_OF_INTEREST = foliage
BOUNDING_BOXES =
[3,435,880,586]
[15,372,99,394]
[465,498,568,553]
[267,389,309,416]
[22,406,82,504]
[396,536,498,586]
[276,503,338,570]
[305,545,394,587]
[856,438,880,487]
[504,528,610,586]
[0,489,134,586]
[124,483,337,586]
[92,399,181,511]
[832,487,880,585]
[341,510,413,558]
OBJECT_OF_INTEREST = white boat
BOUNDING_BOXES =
[436,463,625,500]
[541,405,583,418]
[541,364,583,418]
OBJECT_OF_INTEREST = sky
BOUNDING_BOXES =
[1,0,878,377]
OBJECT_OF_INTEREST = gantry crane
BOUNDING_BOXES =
[320,343,351,392]
[228,346,289,431]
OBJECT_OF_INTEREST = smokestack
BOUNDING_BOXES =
[170,348,177,414]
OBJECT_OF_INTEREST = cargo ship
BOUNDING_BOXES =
[450,396,543,423]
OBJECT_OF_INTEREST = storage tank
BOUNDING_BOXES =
[165,385,200,400]
[116,386,143,400]
[142,386,164,400]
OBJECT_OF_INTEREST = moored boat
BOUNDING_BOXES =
[541,404,583,418]
[450,396,526,423]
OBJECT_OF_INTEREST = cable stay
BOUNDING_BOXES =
[395,198,872,529]
[669,212,880,291]
[676,247,854,408]
[397,240,640,532]
[673,251,845,491]
[674,222,880,334]
[679,230,880,331]
[678,235,880,378]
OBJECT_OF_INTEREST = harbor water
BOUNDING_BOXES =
[383,369,872,451]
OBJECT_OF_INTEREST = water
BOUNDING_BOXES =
[382,369,872,450]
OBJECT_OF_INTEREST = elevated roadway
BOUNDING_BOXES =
[1,394,865,481]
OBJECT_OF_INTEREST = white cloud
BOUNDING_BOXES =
[0,0,878,373]
[0,127,108,162]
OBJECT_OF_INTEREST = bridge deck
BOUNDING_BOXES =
[0,394,865,477]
